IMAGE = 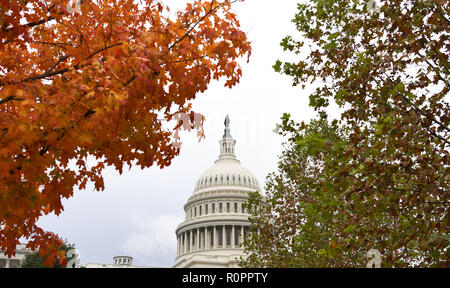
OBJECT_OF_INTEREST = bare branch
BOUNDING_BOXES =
[0,42,123,88]
[0,95,24,105]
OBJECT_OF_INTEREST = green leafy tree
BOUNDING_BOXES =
[21,241,76,268]
[241,0,449,267]
[241,115,366,267]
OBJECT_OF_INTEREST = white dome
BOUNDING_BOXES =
[174,115,260,268]
[194,158,260,193]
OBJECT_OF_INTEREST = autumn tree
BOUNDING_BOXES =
[0,0,251,266]
[240,115,359,267]
[241,0,448,267]
[20,240,76,268]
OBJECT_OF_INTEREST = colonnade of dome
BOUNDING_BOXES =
[176,224,250,257]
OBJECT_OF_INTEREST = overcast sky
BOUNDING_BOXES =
[37,0,329,267]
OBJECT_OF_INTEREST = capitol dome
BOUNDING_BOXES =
[173,115,261,268]
[194,156,260,194]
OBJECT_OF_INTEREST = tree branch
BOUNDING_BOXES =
[1,1,238,93]
[168,0,236,50]
[401,93,450,134]
[0,95,24,105]
[41,55,70,78]
[0,42,122,88]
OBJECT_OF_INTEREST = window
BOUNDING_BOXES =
[227,202,230,213]
[205,204,209,215]
[221,175,223,181]
[212,203,215,213]
[219,202,223,213]
[195,207,197,217]
[242,203,245,213]
[234,202,237,213]
[199,205,202,216]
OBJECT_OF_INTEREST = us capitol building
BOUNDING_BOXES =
[173,115,260,268]
[0,116,261,268]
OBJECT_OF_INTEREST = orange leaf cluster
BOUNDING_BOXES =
[0,0,251,265]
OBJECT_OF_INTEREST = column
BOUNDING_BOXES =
[5,259,10,268]
[213,226,217,249]
[184,232,187,254]
[205,226,209,250]
[197,228,200,251]
[179,234,182,255]
[177,235,180,256]
[222,225,225,248]
[231,225,235,248]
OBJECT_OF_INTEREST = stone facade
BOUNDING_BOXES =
[0,244,32,268]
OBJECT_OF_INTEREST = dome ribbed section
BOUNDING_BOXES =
[194,158,260,193]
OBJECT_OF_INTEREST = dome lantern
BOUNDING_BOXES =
[218,115,236,160]
[113,256,133,266]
